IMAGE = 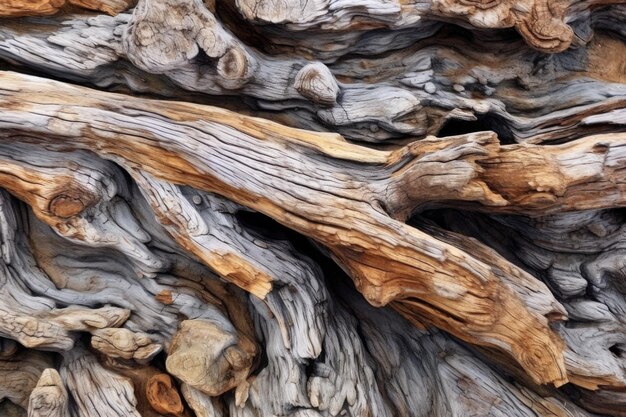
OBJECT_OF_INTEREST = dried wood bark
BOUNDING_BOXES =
[0,0,626,416]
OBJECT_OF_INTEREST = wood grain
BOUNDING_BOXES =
[0,1,625,415]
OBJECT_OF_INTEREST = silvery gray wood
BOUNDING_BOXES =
[0,0,625,416]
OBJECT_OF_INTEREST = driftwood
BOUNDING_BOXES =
[0,0,626,416]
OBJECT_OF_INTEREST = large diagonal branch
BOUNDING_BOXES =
[3,71,626,386]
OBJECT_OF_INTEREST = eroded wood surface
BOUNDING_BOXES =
[0,0,625,416]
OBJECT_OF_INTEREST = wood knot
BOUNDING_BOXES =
[49,193,90,218]
[224,345,250,371]
[165,319,257,396]
[217,47,256,89]
[516,1,573,53]
[592,142,610,154]
[146,373,184,416]
[518,339,567,386]
[294,62,339,106]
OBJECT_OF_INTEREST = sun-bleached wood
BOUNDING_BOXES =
[1,1,626,416]
[27,369,70,417]
[3,3,626,145]
[2,68,626,391]
[0,71,574,386]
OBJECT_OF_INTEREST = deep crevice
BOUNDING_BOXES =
[436,113,516,144]
[609,344,625,358]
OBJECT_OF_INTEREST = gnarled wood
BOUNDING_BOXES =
[0,71,575,387]
[1,2,626,416]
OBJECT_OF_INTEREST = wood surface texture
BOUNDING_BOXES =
[0,0,626,416]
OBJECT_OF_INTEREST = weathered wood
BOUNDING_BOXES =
[145,373,184,416]
[2,68,626,390]
[1,1,626,416]
[61,346,141,417]
[0,351,53,409]
[27,369,70,417]
[0,71,576,386]
[2,5,626,144]
[0,0,133,16]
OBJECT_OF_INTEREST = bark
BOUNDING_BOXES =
[0,0,625,416]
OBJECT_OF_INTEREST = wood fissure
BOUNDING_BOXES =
[4,69,626,389]
[1,1,626,416]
